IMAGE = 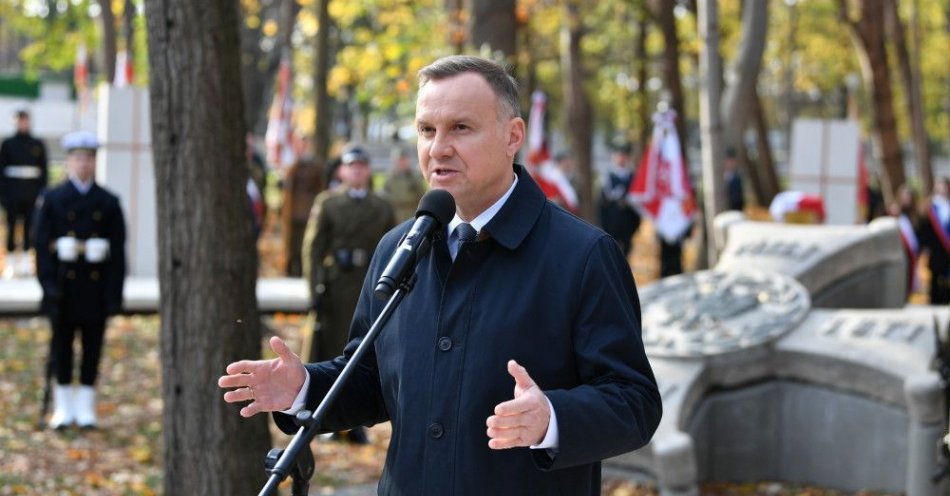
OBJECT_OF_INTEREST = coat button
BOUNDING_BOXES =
[437,336,452,351]
[66,270,75,280]
[90,270,100,281]
[67,211,76,221]
[428,422,444,439]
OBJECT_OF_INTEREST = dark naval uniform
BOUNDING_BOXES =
[34,180,127,387]
[0,129,47,252]
[302,188,395,362]
[598,167,641,257]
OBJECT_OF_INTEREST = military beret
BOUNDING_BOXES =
[341,144,370,165]
[62,131,99,152]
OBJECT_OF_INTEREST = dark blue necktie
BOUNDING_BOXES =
[456,223,477,244]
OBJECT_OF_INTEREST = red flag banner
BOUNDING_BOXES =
[114,50,134,87]
[265,53,297,170]
[525,90,578,212]
[527,90,549,167]
[627,109,695,242]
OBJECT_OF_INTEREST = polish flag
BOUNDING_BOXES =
[526,91,578,212]
[265,53,297,170]
[114,50,134,87]
[627,109,695,242]
[527,91,550,166]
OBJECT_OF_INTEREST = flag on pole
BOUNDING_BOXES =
[114,50,134,88]
[526,91,578,212]
[627,109,695,242]
[527,91,550,166]
[74,44,89,114]
[265,53,297,170]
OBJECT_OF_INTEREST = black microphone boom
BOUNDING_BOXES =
[374,189,455,299]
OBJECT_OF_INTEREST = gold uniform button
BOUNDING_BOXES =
[67,212,76,221]
[66,270,76,280]
[67,231,76,237]
[90,271,100,281]
[93,211,102,221]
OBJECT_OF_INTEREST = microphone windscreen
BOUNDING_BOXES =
[415,189,456,226]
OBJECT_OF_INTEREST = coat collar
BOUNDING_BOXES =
[481,164,546,251]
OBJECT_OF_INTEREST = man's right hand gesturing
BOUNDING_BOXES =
[218,336,307,418]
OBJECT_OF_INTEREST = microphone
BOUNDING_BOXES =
[374,189,456,299]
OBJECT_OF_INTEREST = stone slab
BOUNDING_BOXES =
[0,277,310,315]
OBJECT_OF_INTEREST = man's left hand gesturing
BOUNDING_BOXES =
[486,360,551,449]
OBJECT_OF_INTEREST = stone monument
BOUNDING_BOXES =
[606,214,947,495]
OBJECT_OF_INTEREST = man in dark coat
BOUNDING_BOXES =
[219,55,661,495]
[0,109,48,277]
[920,177,950,304]
[33,131,126,429]
[724,147,744,212]
[597,141,641,258]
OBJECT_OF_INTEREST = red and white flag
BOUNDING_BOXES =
[627,109,695,242]
[74,44,90,113]
[527,91,550,166]
[114,50,134,88]
[265,53,297,170]
[525,91,578,212]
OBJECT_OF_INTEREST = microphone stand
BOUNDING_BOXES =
[259,272,420,496]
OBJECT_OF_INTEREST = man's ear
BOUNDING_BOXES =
[506,117,525,159]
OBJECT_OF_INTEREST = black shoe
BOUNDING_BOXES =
[346,427,370,445]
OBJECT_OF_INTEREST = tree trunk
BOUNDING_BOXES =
[634,3,651,153]
[752,85,779,205]
[697,0,723,267]
[144,1,271,494]
[561,0,594,223]
[123,0,135,52]
[719,0,769,166]
[650,0,688,161]
[313,0,332,166]
[842,0,904,204]
[446,0,465,53]
[466,0,517,63]
[98,0,117,83]
[885,0,931,194]
[783,0,798,154]
[240,0,297,136]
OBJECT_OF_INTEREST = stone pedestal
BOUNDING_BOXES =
[96,84,156,277]
[607,270,948,495]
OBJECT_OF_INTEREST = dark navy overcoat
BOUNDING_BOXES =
[277,165,662,496]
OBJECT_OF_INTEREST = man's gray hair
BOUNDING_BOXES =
[418,55,521,120]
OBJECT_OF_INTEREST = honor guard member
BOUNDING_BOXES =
[301,143,395,443]
[33,131,127,429]
[0,109,48,277]
[597,140,641,258]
